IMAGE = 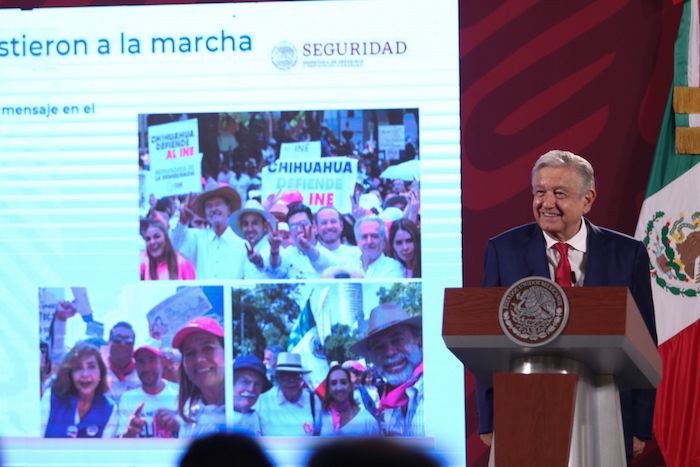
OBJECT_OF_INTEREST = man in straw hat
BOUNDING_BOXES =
[172,180,247,279]
[256,352,322,436]
[229,199,278,279]
[350,303,424,436]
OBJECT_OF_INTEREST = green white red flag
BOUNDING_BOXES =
[634,1,700,465]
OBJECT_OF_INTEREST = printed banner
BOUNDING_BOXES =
[147,119,202,198]
[261,156,358,213]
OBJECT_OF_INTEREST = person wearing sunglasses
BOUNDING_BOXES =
[105,322,141,404]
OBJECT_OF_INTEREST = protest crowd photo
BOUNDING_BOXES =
[138,109,422,281]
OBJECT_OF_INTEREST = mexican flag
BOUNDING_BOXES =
[634,1,700,465]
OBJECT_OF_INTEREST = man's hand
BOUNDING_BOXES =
[55,301,78,321]
[268,229,282,268]
[297,224,320,261]
[632,436,646,457]
[122,402,146,438]
[245,241,263,268]
[154,408,180,436]
[179,193,196,225]
[480,433,493,447]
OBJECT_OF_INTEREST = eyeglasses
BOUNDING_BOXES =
[110,335,134,345]
[289,221,311,232]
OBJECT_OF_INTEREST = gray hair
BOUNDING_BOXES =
[354,215,386,243]
[531,150,595,195]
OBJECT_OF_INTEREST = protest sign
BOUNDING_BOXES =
[261,156,357,213]
[147,119,202,198]
[38,288,64,344]
[378,124,405,161]
[146,287,213,348]
[279,141,322,159]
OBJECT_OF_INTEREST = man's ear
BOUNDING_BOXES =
[582,188,596,214]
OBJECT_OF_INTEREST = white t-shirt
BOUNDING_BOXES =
[116,381,179,438]
[179,401,226,438]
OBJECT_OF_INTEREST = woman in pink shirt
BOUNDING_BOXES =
[140,219,195,280]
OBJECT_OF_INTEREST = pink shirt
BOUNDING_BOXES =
[140,252,196,280]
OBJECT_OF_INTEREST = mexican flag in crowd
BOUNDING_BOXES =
[634,1,700,465]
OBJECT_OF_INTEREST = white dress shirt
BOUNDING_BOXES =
[542,220,588,286]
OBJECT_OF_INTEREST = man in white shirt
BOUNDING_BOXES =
[172,181,247,279]
[229,199,277,279]
[315,206,361,265]
[268,204,335,279]
[119,345,179,438]
[350,304,424,437]
[256,352,322,436]
[352,216,404,278]
[233,355,272,435]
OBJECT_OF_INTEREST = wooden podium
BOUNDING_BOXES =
[443,287,661,467]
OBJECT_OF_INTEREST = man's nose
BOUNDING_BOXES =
[540,192,556,206]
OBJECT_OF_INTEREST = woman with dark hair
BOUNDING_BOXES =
[155,317,226,438]
[140,218,196,280]
[41,342,118,438]
[388,218,421,278]
[319,365,379,436]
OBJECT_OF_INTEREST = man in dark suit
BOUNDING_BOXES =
[477,150,657,462]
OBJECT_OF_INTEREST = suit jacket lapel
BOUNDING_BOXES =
[583,219,607,286]
[526,224,550,279]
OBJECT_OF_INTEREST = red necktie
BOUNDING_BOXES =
[553,242,572,287]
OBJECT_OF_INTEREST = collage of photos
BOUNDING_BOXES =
[37,282,424,439]
[36,108,425,441]
[137,109,421,281]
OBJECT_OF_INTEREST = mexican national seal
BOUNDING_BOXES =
[498,276,570,347]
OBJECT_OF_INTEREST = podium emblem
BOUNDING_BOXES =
[498,277,569,347]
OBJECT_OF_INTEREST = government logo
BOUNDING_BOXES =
[499,277,570,347]
[271,41,297,70]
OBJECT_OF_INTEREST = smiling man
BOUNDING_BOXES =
[314,206,361,264]
[256,352,322,436]
[229,199,277,279]
[232,355,272,435]
[118,345,178,438]
[352,216,404,278]
[172,181,246,279]
[477,150,657,462]
[105,322,141,404]
[268,204,336,279]
[350,303,423,437]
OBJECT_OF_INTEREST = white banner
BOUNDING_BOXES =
[147,119,202,198]
[262,156,357,213]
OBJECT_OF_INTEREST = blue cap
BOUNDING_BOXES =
[233,355,272,392]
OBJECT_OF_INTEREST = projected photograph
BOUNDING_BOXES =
[231,280,423,437]
[38,285,225,439]
[137,109,422,281]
